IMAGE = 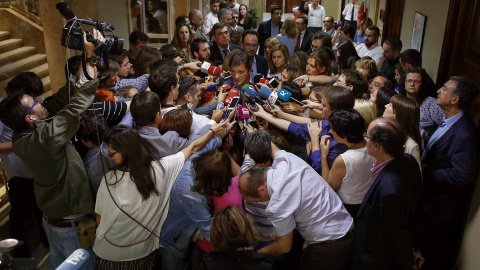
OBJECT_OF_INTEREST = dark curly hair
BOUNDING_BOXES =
[77,113,108,146]
[329,109,365,144]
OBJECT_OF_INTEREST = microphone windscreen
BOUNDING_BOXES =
[242,85,258,100]
[208,65,222,77]
[237,106,250,120]
[224,88,240,105]
[258,86,273,100]
[259,78,270,86]
[277,89,292,102]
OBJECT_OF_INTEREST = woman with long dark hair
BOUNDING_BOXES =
[93,123,226,269]
[132,47,162,78]
[336,40,359,71]
[298,0,309,17]
[171,23,194,61]
[238,4,252,30]
[370,86,396,117]
[383,95,422,168]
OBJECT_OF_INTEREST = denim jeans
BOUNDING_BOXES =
[158,247,187,270]
[42,216,94,270]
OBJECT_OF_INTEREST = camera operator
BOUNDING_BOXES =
[0,29,105,270]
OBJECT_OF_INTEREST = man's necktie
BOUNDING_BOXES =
[350,4,355,21]
[295,32,302,51]
[223,49,229,59]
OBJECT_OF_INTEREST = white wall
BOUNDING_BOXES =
[399,0,449,82]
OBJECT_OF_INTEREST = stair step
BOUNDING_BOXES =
[0,31,10,42]
[28,62,49,79]
[0,46,36,66]
[41,76,51,92]
[0,54,47,81]
[0,39,23,53]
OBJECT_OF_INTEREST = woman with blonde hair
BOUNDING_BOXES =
[354,17,373,44]
[171,23,194,60]
[203,206,274,269]
[353,57,378,85]
[267,44,289,78]
[264,37,280,59]
[275,17,299,55]
[354,99,376,131]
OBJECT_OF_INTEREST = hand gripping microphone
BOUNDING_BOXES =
[277,89,305,106]
[237,105,250,135]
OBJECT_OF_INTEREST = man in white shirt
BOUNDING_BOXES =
[203,0,220,36]
[307,0,325,34]
[342,0,359,30]
[355,26,384,69]
[239,131,354,268]
[225,0,240,12]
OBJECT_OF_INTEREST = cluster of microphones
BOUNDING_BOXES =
[196,61,306,136]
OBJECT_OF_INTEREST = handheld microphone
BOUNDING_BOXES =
[56,249,90,270]
[204,76,224,85]
[241,84,264,105]
[277,89,305,106]
[203,85,217,102]
[200,62,222,77]
[224,88,240,106]
[259,78,271,88]
[258,86,277,111]
[238,105,250,135]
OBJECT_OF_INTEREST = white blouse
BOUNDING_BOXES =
[93,152,185,261]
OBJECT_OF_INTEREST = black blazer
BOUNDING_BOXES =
[353,154,422,270]
[257,19,283,56]
[254,54,268,77]
[298,30,313,53]
[422,113,478,218]
[209,43,242,64]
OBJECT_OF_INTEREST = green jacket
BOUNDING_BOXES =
[13,78,99,219]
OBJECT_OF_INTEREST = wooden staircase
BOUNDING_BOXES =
[0,30,49,96]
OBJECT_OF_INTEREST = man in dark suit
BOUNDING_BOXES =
[257,6,283,56]
[241,30,268,77]
[295,16,313,53]
[419,76,479,270]
[353,117,422,269]
[209,22,241,63]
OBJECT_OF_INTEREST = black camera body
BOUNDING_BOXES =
[57,2,124,55]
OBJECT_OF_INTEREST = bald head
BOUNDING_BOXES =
[189,9,204,28]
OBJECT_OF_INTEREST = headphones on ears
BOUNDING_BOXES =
[29,116,35,121]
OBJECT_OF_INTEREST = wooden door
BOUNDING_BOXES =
[266,0,283,11]
[381,0,404,43]
[437,0,480,122]
[286,0,302,14]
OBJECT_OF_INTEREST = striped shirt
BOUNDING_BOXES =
[87,101,127,125]
[370,158,395,182]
